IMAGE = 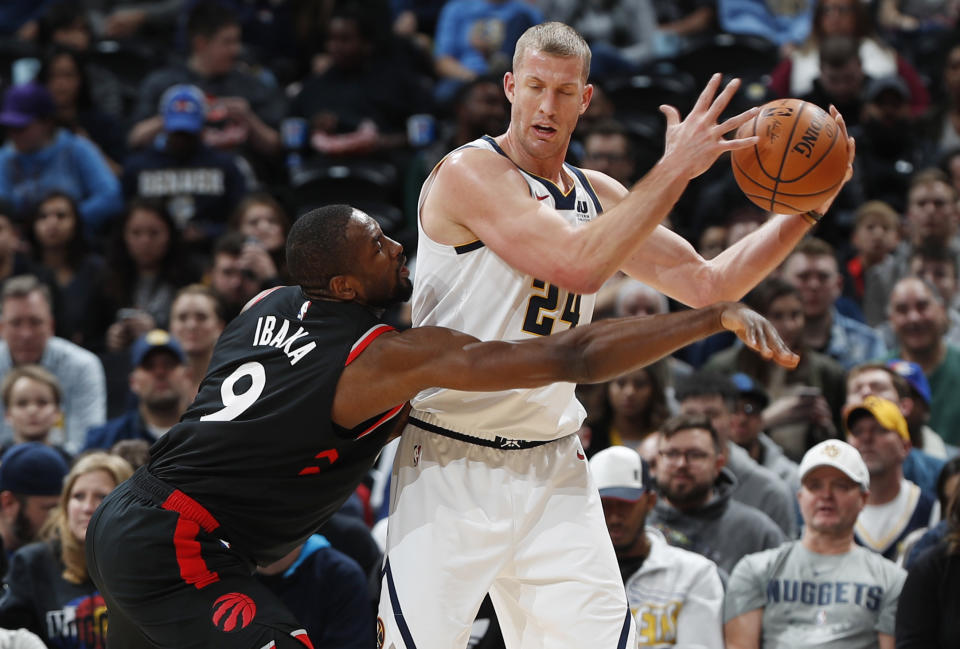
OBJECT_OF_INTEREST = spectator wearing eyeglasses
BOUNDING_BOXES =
[647,413,785,576]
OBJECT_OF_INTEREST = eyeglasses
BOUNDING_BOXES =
[658,448,712,464]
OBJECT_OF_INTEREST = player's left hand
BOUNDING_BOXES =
[719,303,799,369]
[811,105,856,216]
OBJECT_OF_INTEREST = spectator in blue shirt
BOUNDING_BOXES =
[0,83,123,239]
[782,237,887,369]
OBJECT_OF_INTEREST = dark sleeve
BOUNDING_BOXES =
[0,547,44,636]
[895,547,943,648]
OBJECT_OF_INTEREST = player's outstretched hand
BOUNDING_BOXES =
[659,73,759,180]
[812,104,856,216]
[719,303,800,369]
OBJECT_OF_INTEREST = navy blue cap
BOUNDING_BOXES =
[0,442,68,495]
[731,372,770,409]
[130,329,186,367]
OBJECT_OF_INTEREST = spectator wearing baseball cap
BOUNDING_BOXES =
[591,445,725,649]
[725,439,906,649]
[0,82,122,238]
[885,359,952,459]
[83,329,191,452]
[729,373,801,499]
[845,361,947,501]
[845,395,938,561]
[120,84,248,248]
[0,442,69,560]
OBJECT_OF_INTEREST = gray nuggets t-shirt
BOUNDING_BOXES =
[723,541,906,649]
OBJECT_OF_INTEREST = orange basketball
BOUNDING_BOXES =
[731,98,848,215]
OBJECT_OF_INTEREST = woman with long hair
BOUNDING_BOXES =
[36,45,125,174]
[26,191,107,347]
[895,474,960,648]
[0,452,134,648]
[228,192,292,284]
[585,358,672,455]
[98,198,199,352]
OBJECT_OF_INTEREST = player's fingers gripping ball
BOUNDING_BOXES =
[731,98,848,215]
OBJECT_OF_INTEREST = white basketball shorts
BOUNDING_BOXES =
[377,420,636,649]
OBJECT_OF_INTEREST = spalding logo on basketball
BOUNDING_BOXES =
[211,592,257,632]
[731,98,848,215]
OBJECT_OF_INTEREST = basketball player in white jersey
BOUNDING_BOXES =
[377,22,856,649]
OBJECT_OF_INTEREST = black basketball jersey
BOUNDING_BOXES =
[148,286,402,565]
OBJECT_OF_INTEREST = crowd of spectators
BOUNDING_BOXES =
[0,0,958,647]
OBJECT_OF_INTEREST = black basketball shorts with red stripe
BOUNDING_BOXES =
[86,467,315,649]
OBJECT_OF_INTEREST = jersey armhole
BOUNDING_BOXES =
[338,323,404,440]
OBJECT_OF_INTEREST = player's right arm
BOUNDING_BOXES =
[421,75,758,294]
[331,302,797,429]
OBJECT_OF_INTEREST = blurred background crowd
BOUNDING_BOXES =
[0,0,958,647]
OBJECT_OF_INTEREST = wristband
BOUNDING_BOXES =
[801,210,823,226]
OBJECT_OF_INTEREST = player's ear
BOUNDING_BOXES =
[503,71,515,103]
[328,275,358,301]
[580,83,593,114]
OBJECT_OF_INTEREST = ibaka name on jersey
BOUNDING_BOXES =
[252,315,317,365]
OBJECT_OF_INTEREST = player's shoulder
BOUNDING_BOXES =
[576,167,627,206]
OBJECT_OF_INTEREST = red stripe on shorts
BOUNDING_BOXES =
[162,489,221,590]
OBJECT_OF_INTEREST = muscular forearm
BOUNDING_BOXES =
[558,303,726,383]
[701,213,812,301]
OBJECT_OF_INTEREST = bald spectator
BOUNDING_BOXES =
[781,237,887,369]
[845,396,937,561]
[885,276,960,445]
[0,443,68,562]
[648,413,785,575]
[724,439,905,649]
[0,276,105,453]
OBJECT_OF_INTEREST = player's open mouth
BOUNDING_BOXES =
[533,125,556,135]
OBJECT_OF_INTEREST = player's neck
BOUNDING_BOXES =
[802,529,855,555]
[495,131,570,189]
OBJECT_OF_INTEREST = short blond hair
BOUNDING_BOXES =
[513,22,591,82]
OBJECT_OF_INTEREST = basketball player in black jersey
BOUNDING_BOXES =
[85,204,798,649]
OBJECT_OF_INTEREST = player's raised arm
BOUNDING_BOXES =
[422,70,759,295]
[615,105,856,307]
[331,302,798,429]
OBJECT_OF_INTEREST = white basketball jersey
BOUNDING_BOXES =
[411,136,603,441]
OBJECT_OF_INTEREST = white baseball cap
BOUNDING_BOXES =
[589,446,651,501]
[799,440,869,490]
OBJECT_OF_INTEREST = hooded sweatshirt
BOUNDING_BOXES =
[648,468,786,575]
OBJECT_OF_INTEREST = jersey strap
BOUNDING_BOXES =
[345,324,395,366]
